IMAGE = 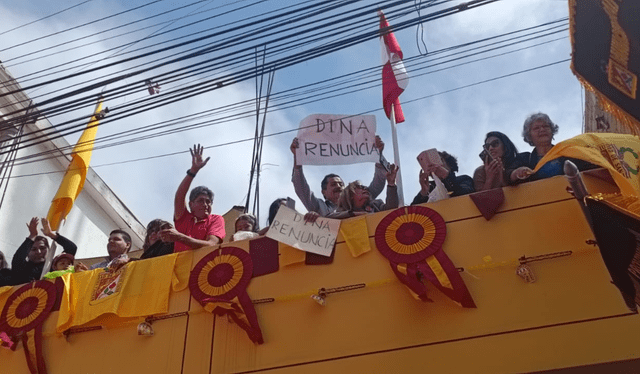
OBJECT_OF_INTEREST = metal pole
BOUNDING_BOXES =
[389,105,404,206]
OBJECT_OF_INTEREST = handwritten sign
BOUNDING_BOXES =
[266,206,341,257]
[296,114,378,165]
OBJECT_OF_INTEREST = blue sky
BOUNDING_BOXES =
[0,0,585,251]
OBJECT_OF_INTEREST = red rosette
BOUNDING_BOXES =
[375,206,447,264]
[0,280,57,336]
[189,247,253,303]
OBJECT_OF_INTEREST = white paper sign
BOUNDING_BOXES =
[265,206,341,257]
[296,114,379,165]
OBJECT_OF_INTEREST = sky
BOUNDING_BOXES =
[0,0,586,256]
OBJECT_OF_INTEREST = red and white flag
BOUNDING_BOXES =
[379,10,409,124]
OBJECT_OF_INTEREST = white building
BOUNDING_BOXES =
[0,64,144,263]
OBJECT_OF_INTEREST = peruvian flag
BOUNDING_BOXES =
[379,10,409,124]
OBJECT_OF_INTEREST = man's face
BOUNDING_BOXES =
[107,233,131,259]
[28,240,47,263]
[189,194,212,219]
[322,177,345,204]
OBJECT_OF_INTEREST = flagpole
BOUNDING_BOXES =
[389,105,404,206]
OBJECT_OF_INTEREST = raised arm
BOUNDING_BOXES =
[291,137,322,213]
[383,164,399,209]
[367,136,387,199]
[175,144,210,221]
[12,218,39,271]
[41,218,77,256]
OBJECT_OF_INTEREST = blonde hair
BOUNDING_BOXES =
[337,181,369,212]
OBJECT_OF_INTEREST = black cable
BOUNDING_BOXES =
[7,55,570,173]
[3,6,560,162]
[0,0,95,36]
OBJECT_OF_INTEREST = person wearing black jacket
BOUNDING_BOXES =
[11,217,77,285]
[412,151,475,205]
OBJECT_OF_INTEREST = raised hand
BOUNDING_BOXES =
[374,135,385,152]
[386,164,398,186]
[41,217,57,239]
[290,138,299,154]
[418,169,430,195]
[190,144,210,172]
[26,217,39,238]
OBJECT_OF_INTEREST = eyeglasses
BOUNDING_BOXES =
[354,184,368,191]
[483,139,501,150]
[531,124,550,132]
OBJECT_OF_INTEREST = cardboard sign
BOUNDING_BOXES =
[296,114,379,165]
[266,206,340,257]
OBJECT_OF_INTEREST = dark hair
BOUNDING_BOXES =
[110,229,132,245]
[143,219,171,250]
[0,250,7,270]
[484,131,519,166]
[189,186,214,203]
[267,198,286,226]
[321,174,341,191]
[33,236,50,249]
[438,151,459,173]
[235,213,258,233]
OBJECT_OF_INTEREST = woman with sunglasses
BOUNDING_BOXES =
[140,219,175,260]
[473,131,521,191]
[328,164,399,219]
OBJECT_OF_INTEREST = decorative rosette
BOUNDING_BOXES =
[189,247,263,344]
[0,280,58,374]
[375,207,476,308]
[375,205,446,263]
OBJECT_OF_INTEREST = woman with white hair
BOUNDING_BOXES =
[508,112,593,183]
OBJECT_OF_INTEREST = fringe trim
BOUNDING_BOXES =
[568,0,640,136]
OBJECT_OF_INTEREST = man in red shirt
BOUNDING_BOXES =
[160,144,225,252]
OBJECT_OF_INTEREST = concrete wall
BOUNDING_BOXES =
[0,64,144,263]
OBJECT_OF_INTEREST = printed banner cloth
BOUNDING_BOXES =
[570,0,640,128]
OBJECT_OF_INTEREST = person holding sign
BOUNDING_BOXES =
[161,144,225,251]
[328,164,399,219]
[290,136,388,217]
[411,151,474,205]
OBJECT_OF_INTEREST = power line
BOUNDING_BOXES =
[0,0,95,36]
[4,57,570,178]
[2,14,567,164]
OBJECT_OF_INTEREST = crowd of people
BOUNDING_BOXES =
[0,112,594,288]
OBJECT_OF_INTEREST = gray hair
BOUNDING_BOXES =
[189,186,214,202]
[522,112,559,146]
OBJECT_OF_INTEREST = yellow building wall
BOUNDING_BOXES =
[1,173,639,374]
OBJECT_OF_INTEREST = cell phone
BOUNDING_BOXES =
[479,150,489,162]
[379,153,391,172]
[285,197,295,210]
[417,148,442,172]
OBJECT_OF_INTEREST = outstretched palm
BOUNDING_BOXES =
[190,144,210,171]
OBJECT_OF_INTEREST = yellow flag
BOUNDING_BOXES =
[339,215,371,257]
[532,133,640,197]
[46,98,104,230]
